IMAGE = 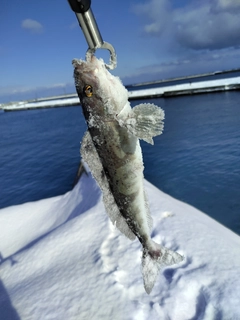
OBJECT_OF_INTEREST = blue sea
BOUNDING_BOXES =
[0,91,239,234]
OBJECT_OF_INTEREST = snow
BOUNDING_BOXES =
[2,76,240,111]
[2,97,80,111]
[128,76,240,99]
[1,168,240,319]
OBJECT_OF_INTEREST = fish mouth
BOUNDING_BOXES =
[73,56,103,89]
[73,56,104,76]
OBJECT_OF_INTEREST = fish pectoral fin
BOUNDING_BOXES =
[123,103,165,145]
[80,131,136,241]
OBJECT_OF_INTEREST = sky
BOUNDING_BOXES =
[1,0,240,103]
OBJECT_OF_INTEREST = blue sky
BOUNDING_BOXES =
[1,0,240,103]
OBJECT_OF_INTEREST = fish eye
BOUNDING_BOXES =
[84,85,93,97]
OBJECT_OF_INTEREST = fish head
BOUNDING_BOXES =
[73,56,128,119]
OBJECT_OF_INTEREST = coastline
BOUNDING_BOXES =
[1,76,240,112]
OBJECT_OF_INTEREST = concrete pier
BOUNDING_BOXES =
[2,76,240,111]
[128,76,240,100]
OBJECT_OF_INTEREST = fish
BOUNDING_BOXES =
[72,56,183,294]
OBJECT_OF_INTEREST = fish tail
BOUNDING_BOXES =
[141,241,184,294]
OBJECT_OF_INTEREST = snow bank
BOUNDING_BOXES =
[0,171,240,320]
[3,97,80,111]
[128,76,240,99]
[3,76,240,111]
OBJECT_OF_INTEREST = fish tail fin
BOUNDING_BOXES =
[142,241,184,294]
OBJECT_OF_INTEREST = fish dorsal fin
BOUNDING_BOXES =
[81,131,136,241]
[121,103,165,145]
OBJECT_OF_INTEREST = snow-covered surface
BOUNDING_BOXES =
[1,170,240,319]
[2,97,80,111]
[2,76,240,111]
[128,76,240,98]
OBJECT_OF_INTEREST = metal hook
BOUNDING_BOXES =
[86,42,117,70]
[68,0,117,69]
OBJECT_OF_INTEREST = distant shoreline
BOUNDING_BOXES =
[125,68,240,88]
[1,70,240,111]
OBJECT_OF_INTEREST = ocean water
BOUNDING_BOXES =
[0,91,239,234]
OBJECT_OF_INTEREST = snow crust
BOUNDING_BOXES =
[1,170,240,319]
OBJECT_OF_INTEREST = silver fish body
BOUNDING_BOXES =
[73,56,183,293]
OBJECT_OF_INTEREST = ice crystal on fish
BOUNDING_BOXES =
[74,56,183,294]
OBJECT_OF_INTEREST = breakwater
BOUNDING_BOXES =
[1,76,240,111]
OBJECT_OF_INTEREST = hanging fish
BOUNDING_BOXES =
[73,56,183,294]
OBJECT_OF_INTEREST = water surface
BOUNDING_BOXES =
[0,91,239,234]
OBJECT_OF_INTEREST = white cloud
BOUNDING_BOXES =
[133,0,171,36]
[0,85,31,95]
[21,19,43,34]
[0,82,77,104]
[121,47,240,84]
[213,0,240,12]
[0,83,71,96]
[133,0,240,50]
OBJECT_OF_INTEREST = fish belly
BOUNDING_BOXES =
[94,121,151,241]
